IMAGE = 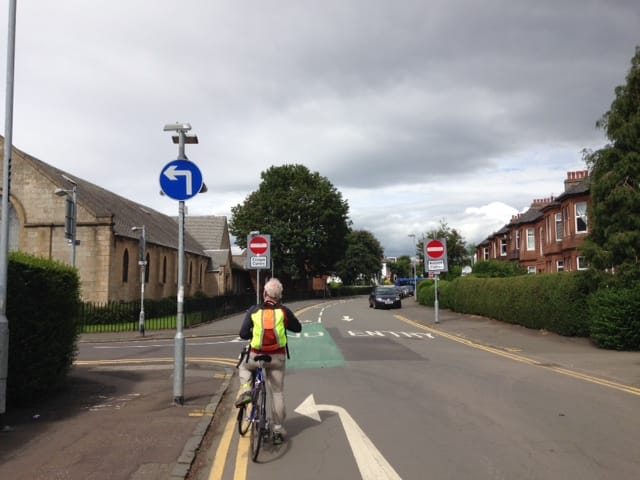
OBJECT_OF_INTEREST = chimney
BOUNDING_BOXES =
[564,170,588,191]
[531,196,555,209]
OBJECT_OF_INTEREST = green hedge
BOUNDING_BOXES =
[6,252,80,406]
[419,273,590,337]
[588,287,640,350]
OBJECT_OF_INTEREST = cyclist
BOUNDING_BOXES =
[235,277,302,444]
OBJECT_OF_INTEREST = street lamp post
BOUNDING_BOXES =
[409,234,417,301]
[163,122,198,406]
[54,175,78,268]
[132,226,146,336]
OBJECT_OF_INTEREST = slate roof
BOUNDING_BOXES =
[555,176,590,201]
[13,143,207,255]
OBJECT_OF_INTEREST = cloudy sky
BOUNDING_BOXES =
[1,1,638,257]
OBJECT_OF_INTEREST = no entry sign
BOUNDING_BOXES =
[247,234,271,270]
[249,236,269,255]
[425,239,445,259]
[424,238,448,273]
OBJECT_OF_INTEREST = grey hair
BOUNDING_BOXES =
[264,278,283,301]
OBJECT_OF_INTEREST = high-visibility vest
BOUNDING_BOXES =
[250,307,287,352]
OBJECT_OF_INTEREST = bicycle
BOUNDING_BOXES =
[236,347,274,462]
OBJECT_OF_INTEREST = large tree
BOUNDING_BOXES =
[334,230,383,285]
[230,164,351,282]
[583,46,640,283]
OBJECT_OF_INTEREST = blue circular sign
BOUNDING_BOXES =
[159,159,203,201]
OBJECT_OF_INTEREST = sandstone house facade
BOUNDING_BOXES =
[0,138,236,303]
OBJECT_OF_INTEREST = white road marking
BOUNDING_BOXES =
[295,394,402,480]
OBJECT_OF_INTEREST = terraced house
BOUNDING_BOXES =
[476,170,590,273]
[0,137,235,303]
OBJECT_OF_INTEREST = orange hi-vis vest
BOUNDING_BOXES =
[250,307,287,352]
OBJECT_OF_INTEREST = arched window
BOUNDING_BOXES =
[122,249,129,283]
[145,253,150,283]
[162,256,167,283]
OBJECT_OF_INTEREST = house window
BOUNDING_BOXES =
[539,227,544,255]
[527,266,537,274]
[199,264,203,287]
[122,249,129,283]
[577,256,588,270]
[483,247,489,260]
[576,201,588,233]
[189,261,193,285]
[515,230,521,251]
[557,260,564,272]
[555,213,563,241]
[162,256,167,283]
[526,228,535,251]
[500,238,507,256]
[145,253,150,283]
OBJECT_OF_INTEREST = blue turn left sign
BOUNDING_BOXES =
[160,160,203,201]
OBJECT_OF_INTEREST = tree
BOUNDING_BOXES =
[583,46,640,283]
[335,230,383,285]
[387,255,412,279]
[230,164,351,282]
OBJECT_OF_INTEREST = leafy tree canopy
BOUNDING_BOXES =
[583,46,640,283]
[335,230,383,285]
[229,164,351,281]
[387,255,412,279]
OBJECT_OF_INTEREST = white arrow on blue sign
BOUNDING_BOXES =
[159,159,203,201]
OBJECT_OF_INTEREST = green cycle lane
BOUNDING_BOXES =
[287,323,345,369]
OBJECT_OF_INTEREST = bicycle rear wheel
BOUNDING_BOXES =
[237,404,251,436]
[250,385,266,461]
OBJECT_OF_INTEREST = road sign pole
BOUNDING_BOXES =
[256,268,260,305]
[174,130,187,405]
[434,274,440,324]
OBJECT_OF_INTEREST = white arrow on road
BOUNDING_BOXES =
[295,394,402,480]
[342,315,354,322]
[163,165,193,195]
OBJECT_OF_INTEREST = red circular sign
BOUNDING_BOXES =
[425,239,445,259]
[249,236,269,255]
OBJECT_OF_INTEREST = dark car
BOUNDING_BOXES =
[369,285,402,309]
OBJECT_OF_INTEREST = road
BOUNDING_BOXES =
[79,297,640,480]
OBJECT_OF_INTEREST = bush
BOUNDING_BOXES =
[431,273,590,337]
[6,252,80,406]
[588,287,640,350]
[472,260,527,277]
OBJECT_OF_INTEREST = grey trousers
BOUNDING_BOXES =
[238,351,287,430]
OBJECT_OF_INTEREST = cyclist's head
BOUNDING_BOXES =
[264,278,283,302]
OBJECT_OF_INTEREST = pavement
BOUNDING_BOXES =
[1,298,639,480]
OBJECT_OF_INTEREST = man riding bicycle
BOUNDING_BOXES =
[235,277,302,444]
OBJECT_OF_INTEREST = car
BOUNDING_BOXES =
[369,285,402,309]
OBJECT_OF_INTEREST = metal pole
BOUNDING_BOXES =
[138,225,146,336]
[71,185,77,268]
[0,0,17,422]
[256,268,260,305]
[434,274,440,324]
[174,132,186,405]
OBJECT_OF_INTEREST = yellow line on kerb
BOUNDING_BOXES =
[74,356,237,367]
[394,314,640,397]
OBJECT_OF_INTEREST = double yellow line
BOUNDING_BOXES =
[395,314,640,397]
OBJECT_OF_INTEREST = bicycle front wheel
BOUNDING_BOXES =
[250,386,266,461]
[237,404,251,436]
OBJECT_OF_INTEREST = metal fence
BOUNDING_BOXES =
[77,294,256,333]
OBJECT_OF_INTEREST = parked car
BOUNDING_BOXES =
[369,285,402,309]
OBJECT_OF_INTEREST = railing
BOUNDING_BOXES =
[77,294,256,333]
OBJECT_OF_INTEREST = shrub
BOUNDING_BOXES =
[6,252,80,406]
[588,287,640,350]
[472,260,527,277]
